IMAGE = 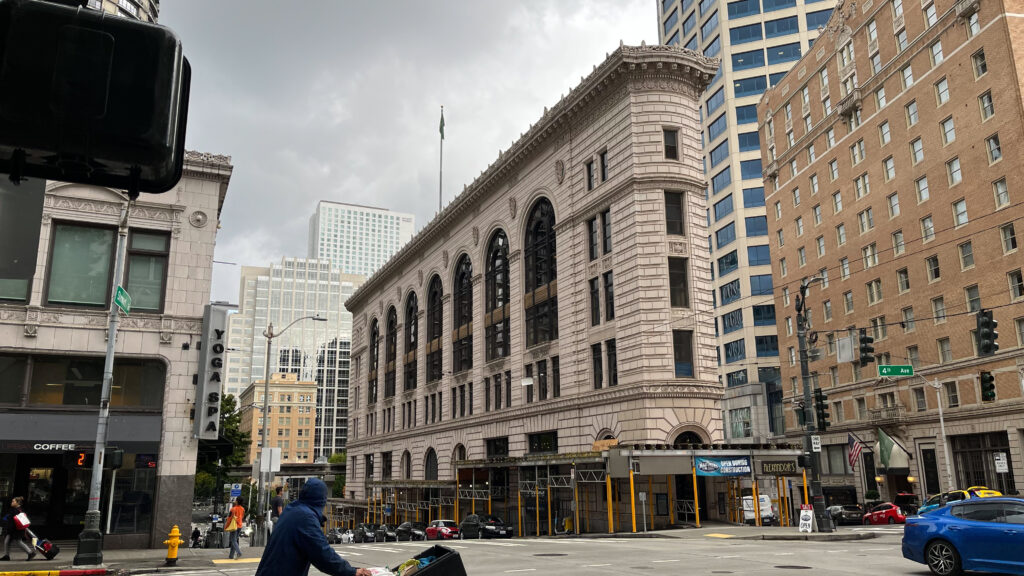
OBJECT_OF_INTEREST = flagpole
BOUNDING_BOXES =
[439,105,444,213]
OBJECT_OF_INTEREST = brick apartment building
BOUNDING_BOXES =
[758,0,1024,504]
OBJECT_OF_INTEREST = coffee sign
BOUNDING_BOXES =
[194,303,233,440]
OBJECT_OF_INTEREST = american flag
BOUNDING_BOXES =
[848,433,864,470]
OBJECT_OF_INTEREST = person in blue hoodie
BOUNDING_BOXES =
[254,478,370,576]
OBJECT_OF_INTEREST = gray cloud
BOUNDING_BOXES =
[159,1,656,302]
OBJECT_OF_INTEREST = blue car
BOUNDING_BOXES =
[903,497,1024,576]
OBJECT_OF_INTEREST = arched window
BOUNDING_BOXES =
[404,292,418,391]
[485,230,510,360]
[452,255,473,373]
[424,448,439,481]
[402,450,412,480]
[674,431,704,446]
[524,198,558,347]
[426,276,443,382]
[384,307,398,398]
[368,319,379,404]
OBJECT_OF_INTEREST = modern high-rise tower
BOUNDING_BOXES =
[308,201,415,277]
[658,0,837,442]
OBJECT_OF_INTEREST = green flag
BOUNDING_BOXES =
[877,428,894,469]
[439,108,445,140]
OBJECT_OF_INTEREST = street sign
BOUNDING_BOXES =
[639,491,647,502]
[114,286,131,315]
[223,483,231,490]
[995,452,1009,473]
[836,335,856,363]
[799,507,813,533]
[230,483,242,498]
[811,435,822,453]
[878,365,914,377]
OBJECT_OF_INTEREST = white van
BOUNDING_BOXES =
[741,495,778,525]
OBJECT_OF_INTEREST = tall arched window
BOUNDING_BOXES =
[452,255,473,373]
[368,319,379,404]
[485,230,510,360]
[424,448,438,481]
[402,450,412,480]
[426,276,443,382]
[384,307,397,398]
[524,198,558,347]
[404,292,418,391]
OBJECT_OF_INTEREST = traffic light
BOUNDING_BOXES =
[858,328,875,366]
[797,454,809,468]
[795,401,807,427]
[980,371,996,402]
[814,388,831,431]
[977,309,999,356]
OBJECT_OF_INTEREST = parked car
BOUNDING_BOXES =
[827,504,865,525]
[741,495,777,525]
[326,528,345,544]
[894,492,921,515]
[374,523,398,542]
[352,523,378,543]
[458,514,513,539]
[863,502,907,525]
[919,488,1003,515]
[395,521,427,541]
[902,497,1024,576]
[425,519,460,540]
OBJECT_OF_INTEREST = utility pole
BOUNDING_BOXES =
[796,276,832,533]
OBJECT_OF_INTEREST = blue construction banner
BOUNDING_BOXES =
[695,456,752,476]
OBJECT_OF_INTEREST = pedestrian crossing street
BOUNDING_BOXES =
[336,537,631,556]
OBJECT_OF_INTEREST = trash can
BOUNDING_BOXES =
[407,544,466,576]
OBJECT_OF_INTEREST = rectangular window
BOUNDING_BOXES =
[716,222,736,248]
[720,279,741,305]
[1010,269,1024,300]
[589,277,600,326]
[940,116,956,144]
[926,255,941,281]
[750,274,773,295]
[867,279,883,304]
[747,245,770,266]
[986,135,1002,164]
[836,223,847,245]
[993,179,1009,208]
[943,380,958,405]
[1002,224,1018,253]
[722,309,744,334]
[854,174,870,198]
[906,100,919,125]
[724,339,746,363]
[921,215,935,241]
[840,257,850,280]
[858,208,875,233]
[664,129,679,159]
[947,157,962,186]
[665,192,685,235]
[910,138,924,164]
[599,150,608,181]
[601,209,612,254]
[603,271,615,320]
[893,230,905,255]
[588,218,599,260]
[958,241,974,269]
[669,257,690,307]
[980,91,995,120]
[973,50,988,78]
[932,296,947,323]
[714,195,734,221]
[46,224,119,308]
[816,236,825,256]
[585,161,595,190]
[902,306,916,332]
[746,216,768,236]
[605,339,618,386]
[952,199,969,227]
[915,176,930,203]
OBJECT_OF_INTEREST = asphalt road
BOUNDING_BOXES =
[165,526,953,576]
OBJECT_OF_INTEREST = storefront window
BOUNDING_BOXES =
[27,356,165,408]
[0,356,26,403]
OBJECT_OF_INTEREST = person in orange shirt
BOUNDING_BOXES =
[227,497,246,560]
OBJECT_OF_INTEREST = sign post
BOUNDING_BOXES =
[878,365,914,377]
[639,491,647,532]
[811,435,822,453]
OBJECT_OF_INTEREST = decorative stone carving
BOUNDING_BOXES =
[189,211,210,228]
[160,331,173,345]
[396,285,402,302]
[185,150,233,165]
[472,227,479,247]
[418,270,424,286]
[23,324,37,337]
[509,198,517,220]
[40,312,61,323]
[555,160,565,184]
[442,250,449,269]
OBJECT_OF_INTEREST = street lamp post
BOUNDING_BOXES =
[796,276,833,533]
[255,314,326,546]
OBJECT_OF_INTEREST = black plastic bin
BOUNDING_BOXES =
[404,544,466,576]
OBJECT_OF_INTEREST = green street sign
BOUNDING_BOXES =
[878,365,913,377]
[114,285,131,315]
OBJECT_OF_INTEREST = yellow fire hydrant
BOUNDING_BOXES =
[163,525,185,566]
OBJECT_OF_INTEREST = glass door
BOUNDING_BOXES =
[25,467,53,529]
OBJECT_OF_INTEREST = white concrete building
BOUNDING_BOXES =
[0,151,231,547]
[308,202,415,278]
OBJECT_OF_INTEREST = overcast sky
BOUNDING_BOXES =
[160,1,657,303]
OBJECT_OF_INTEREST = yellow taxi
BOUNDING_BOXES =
[918,486,1003,514]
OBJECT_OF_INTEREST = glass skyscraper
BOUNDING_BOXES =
[659,0,836,438]
[308,201,415,277]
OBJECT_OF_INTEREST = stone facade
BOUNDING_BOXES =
[758,0,1024,503]
[0,151,231,547]
[344,46,721,503]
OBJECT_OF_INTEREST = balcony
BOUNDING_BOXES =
[868,405,906,425]
[837,88,862,119]
[955,0,979,17]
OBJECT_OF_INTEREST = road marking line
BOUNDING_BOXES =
[826,550,848,553]
[505,569,536,573]
[585,564,612,567]
[774,552,795,556]
[719,555,739,558]
[211,558,262,564]
[704,533,736,538]
[652,559,680,563]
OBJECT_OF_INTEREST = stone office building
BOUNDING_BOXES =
[758,0,1024,504]
[342,46,741,533]
[0,151,231,547]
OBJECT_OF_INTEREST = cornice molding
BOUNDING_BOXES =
[348,45,718,311]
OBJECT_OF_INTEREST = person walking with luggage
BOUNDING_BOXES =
[226,497,245,560]
[254,478,370,576]
[1,497,35,561]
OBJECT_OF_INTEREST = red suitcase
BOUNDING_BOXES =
[27,529,60,560]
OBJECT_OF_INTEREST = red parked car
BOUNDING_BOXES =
[862,502,907,525]
[425,519,460,540]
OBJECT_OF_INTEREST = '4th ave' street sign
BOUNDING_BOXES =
[878,365,913,377]
[114,286,131,315]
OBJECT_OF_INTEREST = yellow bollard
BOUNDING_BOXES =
[753,480,761,527]
[518,488,523,538]
[629,469,636,533]
[605,476,614,534]
[648,476,654,529]
[163,525,185,566]
[668,475,674,525]
[692,465,701,528]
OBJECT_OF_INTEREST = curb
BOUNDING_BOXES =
[738,532,877,541]
[0,565,112,569]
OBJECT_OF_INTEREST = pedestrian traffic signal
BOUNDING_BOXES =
[858,328,875,366]
[814,388,831,431]
[795,402,806,427]
[977,309,999,357]
[980,371,996,402]
[797,455,809,468]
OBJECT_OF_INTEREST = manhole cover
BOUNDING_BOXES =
[774,566,812,570]
[533,553,568,557]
